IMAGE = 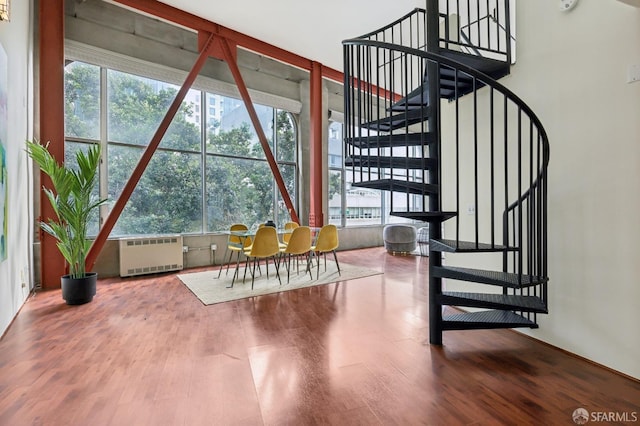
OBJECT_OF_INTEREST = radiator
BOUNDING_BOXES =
[119,235,184,277]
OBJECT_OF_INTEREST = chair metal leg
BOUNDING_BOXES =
[218,248,229,278]
[243,255,251,283]
[273,256,282,285]
[265,258,269,280]
[284,253,291,283]
[233,250,244,281]
[332,250,341,275]
[227,251,238,288]
[304,252,313,279]
[251,258,257,289]
[217,247,231,279]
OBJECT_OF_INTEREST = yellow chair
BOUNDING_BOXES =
[279,226,312,282]
[218,223,252,280]
[242,226,282,289]
[280,221,300,248]
[311,224,341,279]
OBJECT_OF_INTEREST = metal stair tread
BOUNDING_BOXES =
[390,211,457,222]
[430,238,517,253]
[352,179,438,195]
[361,106,431,131]
[434,266,548,289]
[344,132,435,149]
[442,310,538,330]
[438,67,474,82]
[440,291,547,313]
[345,156,436,170]
[389,86,429,111]
[435,48,511,79]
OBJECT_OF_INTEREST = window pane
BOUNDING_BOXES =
[207,95,273,159]
[164,89,201,152]
[328,121,343,168]
[65,62,100,140]
[345,169,382,226]
[328,170,343,225]
[108,145,203,236]
[205,157,273,231]
[276,163,296,227]
[276,110,296,162]
[107,70,201,152]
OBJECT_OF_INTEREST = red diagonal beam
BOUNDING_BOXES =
[86,32,216,270]
[218,38,300,224]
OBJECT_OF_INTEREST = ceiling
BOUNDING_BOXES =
[157,0,426,71]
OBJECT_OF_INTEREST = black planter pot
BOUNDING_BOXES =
[61,272,97,305]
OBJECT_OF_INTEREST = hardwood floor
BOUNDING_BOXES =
[1,247,638,425]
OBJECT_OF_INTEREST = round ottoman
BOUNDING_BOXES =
[417,226,430,256]
[383,224,417,255]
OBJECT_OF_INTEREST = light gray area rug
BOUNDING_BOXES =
[177,260,382,305]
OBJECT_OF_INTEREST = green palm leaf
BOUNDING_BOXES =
[26,140,108,278]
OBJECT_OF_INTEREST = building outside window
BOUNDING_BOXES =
[328,120,422,227]
[328,120,382,227]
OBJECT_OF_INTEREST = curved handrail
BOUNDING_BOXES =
[350,8,425,41]
[343,38,550,172]
[343,38,549,282]
[348,5,512,63]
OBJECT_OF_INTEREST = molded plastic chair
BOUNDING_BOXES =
[310,224,340,279]
[280,221,300,248]
[243,226,282,289]
[218,223,252,279]
[279,226,312,282]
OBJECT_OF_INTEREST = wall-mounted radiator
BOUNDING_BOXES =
[119,235,183,277]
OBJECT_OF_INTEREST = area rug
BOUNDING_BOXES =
[177,260,382,305]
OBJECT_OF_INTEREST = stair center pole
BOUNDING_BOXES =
[426,0,444,345]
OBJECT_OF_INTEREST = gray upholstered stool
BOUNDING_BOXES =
[417,226,430,256]
[383,224,417,255]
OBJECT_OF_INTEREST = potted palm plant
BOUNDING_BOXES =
[26,140,107,305]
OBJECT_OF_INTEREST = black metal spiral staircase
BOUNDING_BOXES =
[343,0,549,344]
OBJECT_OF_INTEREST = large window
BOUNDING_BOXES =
[64,61,298,237]
[329,120,422,227]
[328,121,382,227]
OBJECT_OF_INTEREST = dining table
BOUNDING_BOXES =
[220,226,321,286]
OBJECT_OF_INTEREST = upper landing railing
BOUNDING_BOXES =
[350,1,513,64]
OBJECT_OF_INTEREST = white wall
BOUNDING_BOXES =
[503,0,640,378]
[0,0,34,337]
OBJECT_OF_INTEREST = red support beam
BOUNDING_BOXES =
[309,61,324,227]
[38,0,66,289]
[85,32,217,270]
[218,39,300,224]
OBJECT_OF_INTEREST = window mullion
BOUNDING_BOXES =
[99,66,108,228]
[200,90,207,233]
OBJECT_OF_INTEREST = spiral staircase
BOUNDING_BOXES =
[343,0,549,344]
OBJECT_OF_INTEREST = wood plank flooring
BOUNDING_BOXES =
[0,247,638,425]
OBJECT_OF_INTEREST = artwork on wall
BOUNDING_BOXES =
[0,42,7,262]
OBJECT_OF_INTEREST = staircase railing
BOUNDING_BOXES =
[443,0,513,63]
[342,37,549,296]
[347,1,512,62]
